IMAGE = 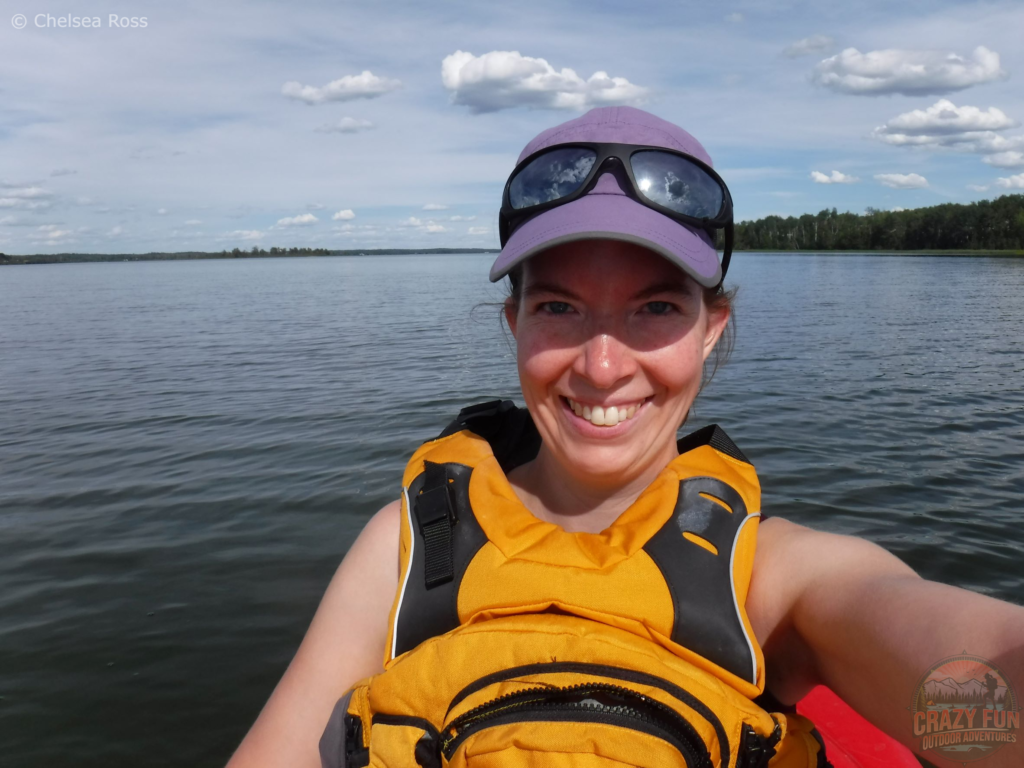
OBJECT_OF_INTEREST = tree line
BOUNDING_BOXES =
[732,194,1024,252]
[226,246,332,256]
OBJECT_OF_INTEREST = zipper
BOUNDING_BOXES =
[444,661,728,766]
[440,682,711,767]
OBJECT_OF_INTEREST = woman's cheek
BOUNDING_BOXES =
[648,345,704,392]
[519,343,572,390]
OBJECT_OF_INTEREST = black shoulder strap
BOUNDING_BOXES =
[393,402,542,657]
[396,459,488,657]
[645,425,759,683]
[415,462,456,588]
[438,399,541,473]
[676,423,750,464]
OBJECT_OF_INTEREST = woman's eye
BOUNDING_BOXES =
[645,301,675,315]
[541,301,573,315]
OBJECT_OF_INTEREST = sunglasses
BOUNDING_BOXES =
[499,142,734,281]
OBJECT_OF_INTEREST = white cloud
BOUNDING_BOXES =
[0,215,18,225]
[872,100,1024,170]
[331,209,356,220]
[185,219,202,225]
[157,208,168,215]
[875,100,1016,137]
[108,225,124,236]
[32,224,74,241]
[277,213,319,226]
[783,35,835,58]
[876,129,1024,153]
[422,203,448,210]
[0,199,51,210]
[810,170,859,184]
[282,71,401,105]
[891,207,906,212]
[399,216,450,233]
[995,173,1024,189]
[332,224,376,234]
[226,229,265,241]
[441,50,649,113]
[0,185,53,210]
[307,203,325,210]
[449,215,476,221]
[982,151,1024,168]
[967,184,990,192]
[314,117,375,134]
[467,226,489,235]
[875,173,929,189]
[725,13,743,23]
[814,46,1006,96]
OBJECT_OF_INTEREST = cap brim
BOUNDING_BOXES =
[490,194,722,287]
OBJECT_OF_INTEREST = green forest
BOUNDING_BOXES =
[733,194,1024,252]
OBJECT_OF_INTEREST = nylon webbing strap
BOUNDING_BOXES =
[415,462,456,589]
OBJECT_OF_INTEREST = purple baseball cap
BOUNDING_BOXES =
[490,106,724,287]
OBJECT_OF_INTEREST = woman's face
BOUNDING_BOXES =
[505,239,730,488]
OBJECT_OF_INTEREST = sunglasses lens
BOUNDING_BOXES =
[630,151,724,219]
[508,147,597,209]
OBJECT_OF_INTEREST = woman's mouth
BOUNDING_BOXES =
[564,397,648,427]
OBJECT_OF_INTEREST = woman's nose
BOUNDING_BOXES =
[575,331,638,390]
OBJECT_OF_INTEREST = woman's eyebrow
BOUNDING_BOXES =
[521,281,583,301]
[632,281,694,300]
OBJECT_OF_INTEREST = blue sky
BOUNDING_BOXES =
[2,0,1024,253]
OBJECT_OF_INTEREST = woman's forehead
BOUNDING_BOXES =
[522,240,695,293]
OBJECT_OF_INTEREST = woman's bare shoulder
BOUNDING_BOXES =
[750,516,914,627]
[747,515,920,702]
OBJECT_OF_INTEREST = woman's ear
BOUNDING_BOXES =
[702,302,730,362]
[504,297,519,339]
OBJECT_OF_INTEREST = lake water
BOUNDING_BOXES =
[2,253,1023,766]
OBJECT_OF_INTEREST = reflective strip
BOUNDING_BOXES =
[729,512,761,686]
[389,486,414,661]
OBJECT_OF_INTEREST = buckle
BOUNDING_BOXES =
[416,485,454,532]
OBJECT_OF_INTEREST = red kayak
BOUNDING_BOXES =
[797,686,921,768]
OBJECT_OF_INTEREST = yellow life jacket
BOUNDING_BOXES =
[320,401,826,768]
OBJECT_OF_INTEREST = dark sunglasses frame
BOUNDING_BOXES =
[499,142,734,282]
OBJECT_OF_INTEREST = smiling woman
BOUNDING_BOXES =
[502,241,731,529]
[226,107,1024,768]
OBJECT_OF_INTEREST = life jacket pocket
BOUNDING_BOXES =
[440,683,710,768]
[369,714,443,768]
[326,661,791,768]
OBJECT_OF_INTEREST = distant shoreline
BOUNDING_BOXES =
[735,248,1024,257]
[2,247,1023,266]
[0,248,500,266]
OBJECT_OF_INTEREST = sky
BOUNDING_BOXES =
[2,0,1024,254]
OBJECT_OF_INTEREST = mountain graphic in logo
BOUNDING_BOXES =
[922,676,1008,705]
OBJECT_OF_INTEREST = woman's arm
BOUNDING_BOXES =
[226,500,401,768]
[749,517,1024,767]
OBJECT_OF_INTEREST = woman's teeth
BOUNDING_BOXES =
[566,398,640,427]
